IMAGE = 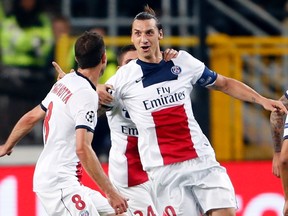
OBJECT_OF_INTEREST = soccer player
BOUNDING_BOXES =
[106,45,180,216]
[270,93,288,215]
[109,5,287,216]
[0,31,128,216]
[53,44,179,216]
[270,93,288,179]
[106,45,158,216]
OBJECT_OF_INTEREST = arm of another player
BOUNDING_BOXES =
[270,94,288,178]
[208,74,288,114]
[97,84,114,108]
[280,138,288,216]
[0,105,45,156]
[52,61,67,80]
[162,48,178,61]
[75,129,128,214]
[52,61,114,116]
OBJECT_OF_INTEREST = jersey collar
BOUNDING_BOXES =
[75,71,96,91]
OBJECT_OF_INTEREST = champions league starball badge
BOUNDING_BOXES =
[85,111,95,123]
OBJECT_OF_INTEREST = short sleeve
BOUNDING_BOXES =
[68,89,99,132]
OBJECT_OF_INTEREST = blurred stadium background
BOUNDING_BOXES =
[1,0,288,215]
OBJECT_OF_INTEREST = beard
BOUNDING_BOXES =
[99,64,107,77]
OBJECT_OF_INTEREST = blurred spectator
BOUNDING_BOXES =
[52,15,71,42]
[0,0,54,144]
[49,14,76,71]
[0,1,4,20]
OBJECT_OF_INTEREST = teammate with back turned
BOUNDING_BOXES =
[0,31,128,216]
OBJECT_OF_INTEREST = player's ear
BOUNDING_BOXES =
[159,29,164,40]
[101,52,107,65]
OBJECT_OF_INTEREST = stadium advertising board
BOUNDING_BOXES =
[0,161,283,216]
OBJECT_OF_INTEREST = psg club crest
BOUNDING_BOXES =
[171,65,182,75]
[85,111,95,123]
[79,210,89,216]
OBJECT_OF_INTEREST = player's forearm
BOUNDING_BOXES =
[5,110,41,149]
[211,76,263,104]
[270,111,285,152]
[281,159,288,200]
[280,141,288,199]
[226,79,264,104]
[281,170,288,200]
[77,146,117,195]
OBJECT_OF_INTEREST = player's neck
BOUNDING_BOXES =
[138,49,163,63]
[139,55,163,64]
[78,67,100,87]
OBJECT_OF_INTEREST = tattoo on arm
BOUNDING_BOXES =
[270,95,288,152]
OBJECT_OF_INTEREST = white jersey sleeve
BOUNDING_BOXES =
[283,90,288,140]
[69,89,98,131]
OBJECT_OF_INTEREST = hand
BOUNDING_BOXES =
[52,61,67,81]
[97,84,114,106]
[0,145,13,157]
[162,48,178,61]
[106,191,128,215]
[263,99,288,114]
[272,152,281,178]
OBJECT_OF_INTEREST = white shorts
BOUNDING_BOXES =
[36,185,114,216]
[147,155,237,216]
[114,181,159,216]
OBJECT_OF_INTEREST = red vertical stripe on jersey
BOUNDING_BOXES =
[125,136,149,186]
[152,105,197,165]
[76,162,83,183]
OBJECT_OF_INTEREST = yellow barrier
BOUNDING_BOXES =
[55,35,199,72]
[208,34,288,161]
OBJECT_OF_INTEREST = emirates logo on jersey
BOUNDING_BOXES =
[171,65,181,75]
[85,111,95,123]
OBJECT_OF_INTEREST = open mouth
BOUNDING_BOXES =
[141,46,150,52]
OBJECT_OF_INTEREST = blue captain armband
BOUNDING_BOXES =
[285,90,288,100]
[196,66,218,87]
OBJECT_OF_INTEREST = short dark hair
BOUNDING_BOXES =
[117,44,136,65]
[74,31,105,69]
[133,5,163,31]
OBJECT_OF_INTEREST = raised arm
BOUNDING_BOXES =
[0,105,45,156]
[209,74,287,114]
[280,137,288,215]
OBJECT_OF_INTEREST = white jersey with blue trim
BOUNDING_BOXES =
[111,50,217,170]
[33,72,98,193]
[283,90,288,140]
[106,75,149,187]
